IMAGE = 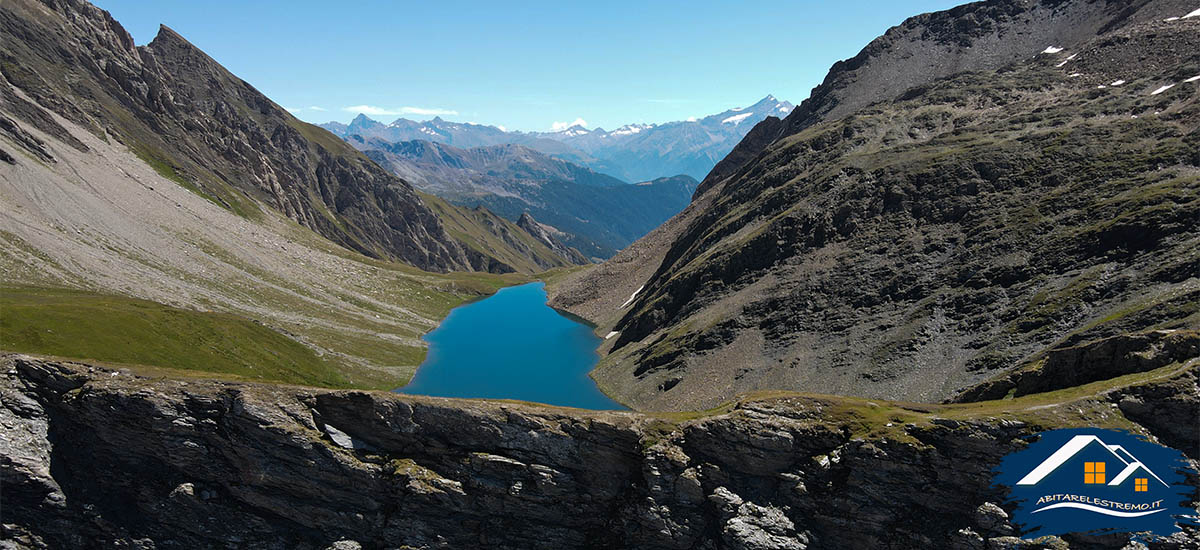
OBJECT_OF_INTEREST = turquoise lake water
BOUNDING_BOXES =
[396,282,626,410]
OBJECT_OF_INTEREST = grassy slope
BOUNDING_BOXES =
[0,267,526,390]
[420,192,572,273]
[1,286,351,387]
[637,358,1197,451]
[0,217,527,390]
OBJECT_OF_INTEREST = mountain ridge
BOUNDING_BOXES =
[703,0,1198,191]
[355,136,700,258]
[1,1,482,272]
[0,0,591,275]
[321,94,794,182]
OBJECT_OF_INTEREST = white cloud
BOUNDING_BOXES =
[402,106,459,116]
[342,105,458,116]
[551,117,587,131]
[285,105,327,113]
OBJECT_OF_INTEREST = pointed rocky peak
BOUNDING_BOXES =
[147,24,221,69]
[149,24,188,47]
[560,125,590,137]
[348,114,385,133]
[749,94,794,113]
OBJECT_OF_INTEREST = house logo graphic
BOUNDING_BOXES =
[993,428,1196,538]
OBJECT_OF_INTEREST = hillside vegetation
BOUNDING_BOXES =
[553,5,1200,411]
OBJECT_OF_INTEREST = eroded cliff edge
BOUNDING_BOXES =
[2,354,1196,549]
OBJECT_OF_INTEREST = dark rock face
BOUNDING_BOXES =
[0,0,481,272]
[955,330,1200,402]
[3,356,1196,549]
[579,7,1200,411]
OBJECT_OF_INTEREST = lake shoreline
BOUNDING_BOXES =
[396,282,626,410]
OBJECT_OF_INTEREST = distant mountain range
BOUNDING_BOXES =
[352,136,698,259]
[320,95,793,182]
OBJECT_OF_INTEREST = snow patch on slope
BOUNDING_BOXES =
[620,285,644,308]
[722,112,754,125]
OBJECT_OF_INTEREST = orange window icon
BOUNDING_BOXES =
[1135,478,1148,492]
[1084,462,1106,484]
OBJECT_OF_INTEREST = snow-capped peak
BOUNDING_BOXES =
[560,125,590,137]
[611,123,653,136]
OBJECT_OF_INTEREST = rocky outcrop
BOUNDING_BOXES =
[3,355,1197,549]
[954,330,1200,402]
[0,0,487,272]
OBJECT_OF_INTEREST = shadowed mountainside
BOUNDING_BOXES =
[551,0,1200,411]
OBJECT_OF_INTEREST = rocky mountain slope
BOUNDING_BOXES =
[550,0,1200,411]
[3,347,1195,549]
[354,136,699,259]
[0,76,530,388]
[322,95,794,182]
[516,212,590,266]
[704,0,1197,188]
[0,0,594,390]
[420,195,588,272]
[0,0,571,273]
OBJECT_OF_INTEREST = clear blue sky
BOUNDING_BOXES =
[93,0,964,132]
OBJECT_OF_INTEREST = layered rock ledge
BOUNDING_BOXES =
[2,355,1196,549]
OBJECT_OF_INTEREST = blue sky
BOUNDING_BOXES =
[93,1,964,132]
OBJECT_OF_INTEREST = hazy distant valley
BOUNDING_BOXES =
[322,96,793,258]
